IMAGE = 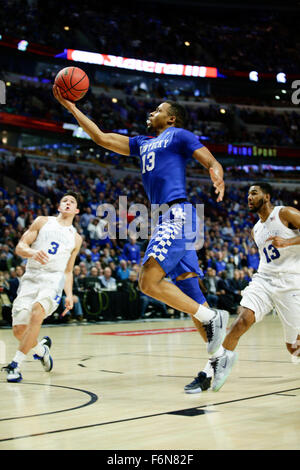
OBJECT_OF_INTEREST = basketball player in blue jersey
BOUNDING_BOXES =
[2,191,82,382]
[53,87,230,384]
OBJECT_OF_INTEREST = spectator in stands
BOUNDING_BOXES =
[214,251,227,274]
[16,212,26,229]
[107,260,117,279]
[0,249,9,272]
[216,270,237,314]
[90,266,101,278]
[99,267,117,291]
[0,244,14,271]
[93,261,104,277]
[82,266,103,294]
[203,267,219,308]
[90,247,101,263]
[116,259,131,282]
[122,236,141,265]
[238,269,250,290]
[8,265,24,302]
[221,220,235,241]
[243,266,255,283]
[87,217,107,244]
[118,269,141,319]
[73,265,82,279]
[80,207,94,234]
[0,271,11,325]
[225,255,235,279]
[139,291,169,319]
[88,196,99,216]
[239,252,249,269]
[61,272,85,322]
[101,247,113,265]
[246,246,260,271]
[108,248,121,265]
[229,269,244,306]
[79,262,88,278]
[231,246,243,269]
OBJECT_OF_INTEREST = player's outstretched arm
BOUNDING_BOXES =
[15,216,49,264]
[193,146,225,202]
[53,85,130,156]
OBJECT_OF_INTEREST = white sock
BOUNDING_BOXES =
[32,343,46,357]
[211,345,225,359]
[13,350,27,366]
[203,360,213,377]
[194,304,215,323]
[291,354,300,364]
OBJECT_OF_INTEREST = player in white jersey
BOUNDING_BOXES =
[2,191,82,382]
[209,182,300,391]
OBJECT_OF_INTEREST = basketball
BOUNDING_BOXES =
[54,67,89,101]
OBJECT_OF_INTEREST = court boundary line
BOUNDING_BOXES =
[0,386,299,443]
[0,382,98,422]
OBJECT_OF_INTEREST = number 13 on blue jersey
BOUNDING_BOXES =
[141,151,155,174]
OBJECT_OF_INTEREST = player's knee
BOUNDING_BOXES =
[13,325,26,340]
[30,304,45,325]
[138,274,152,296]
[139,271,160,297]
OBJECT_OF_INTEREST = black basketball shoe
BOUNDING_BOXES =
[184,371,212,394]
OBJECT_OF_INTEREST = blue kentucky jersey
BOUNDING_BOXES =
[129,127,203,204]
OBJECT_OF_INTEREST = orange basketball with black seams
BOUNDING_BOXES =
[54,67,89,101]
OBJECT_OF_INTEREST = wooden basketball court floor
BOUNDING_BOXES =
[0,314,299,451]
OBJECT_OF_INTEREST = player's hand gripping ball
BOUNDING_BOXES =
[54,67,89,101]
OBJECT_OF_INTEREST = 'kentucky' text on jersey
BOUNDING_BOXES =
[129,127,203,204]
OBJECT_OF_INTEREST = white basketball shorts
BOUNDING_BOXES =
[12,270,65,326]
[240,271,300,344]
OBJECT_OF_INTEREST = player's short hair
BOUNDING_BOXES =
[165,101,187,128]
[250,182,273,198]
[60,190,80,206]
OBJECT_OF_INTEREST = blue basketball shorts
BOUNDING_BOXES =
[143,202,204,282]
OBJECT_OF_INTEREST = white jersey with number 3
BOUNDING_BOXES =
[26,216,76,273]
[253,206,300,275]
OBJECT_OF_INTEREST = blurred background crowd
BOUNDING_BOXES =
[3,84,300,147]
[1,0,298,72]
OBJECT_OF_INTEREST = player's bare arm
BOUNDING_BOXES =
[53,85,130,156]
[15,216,49,264]
[192,146,225,202]
[267,206,300,247]
[62,233,83,316]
